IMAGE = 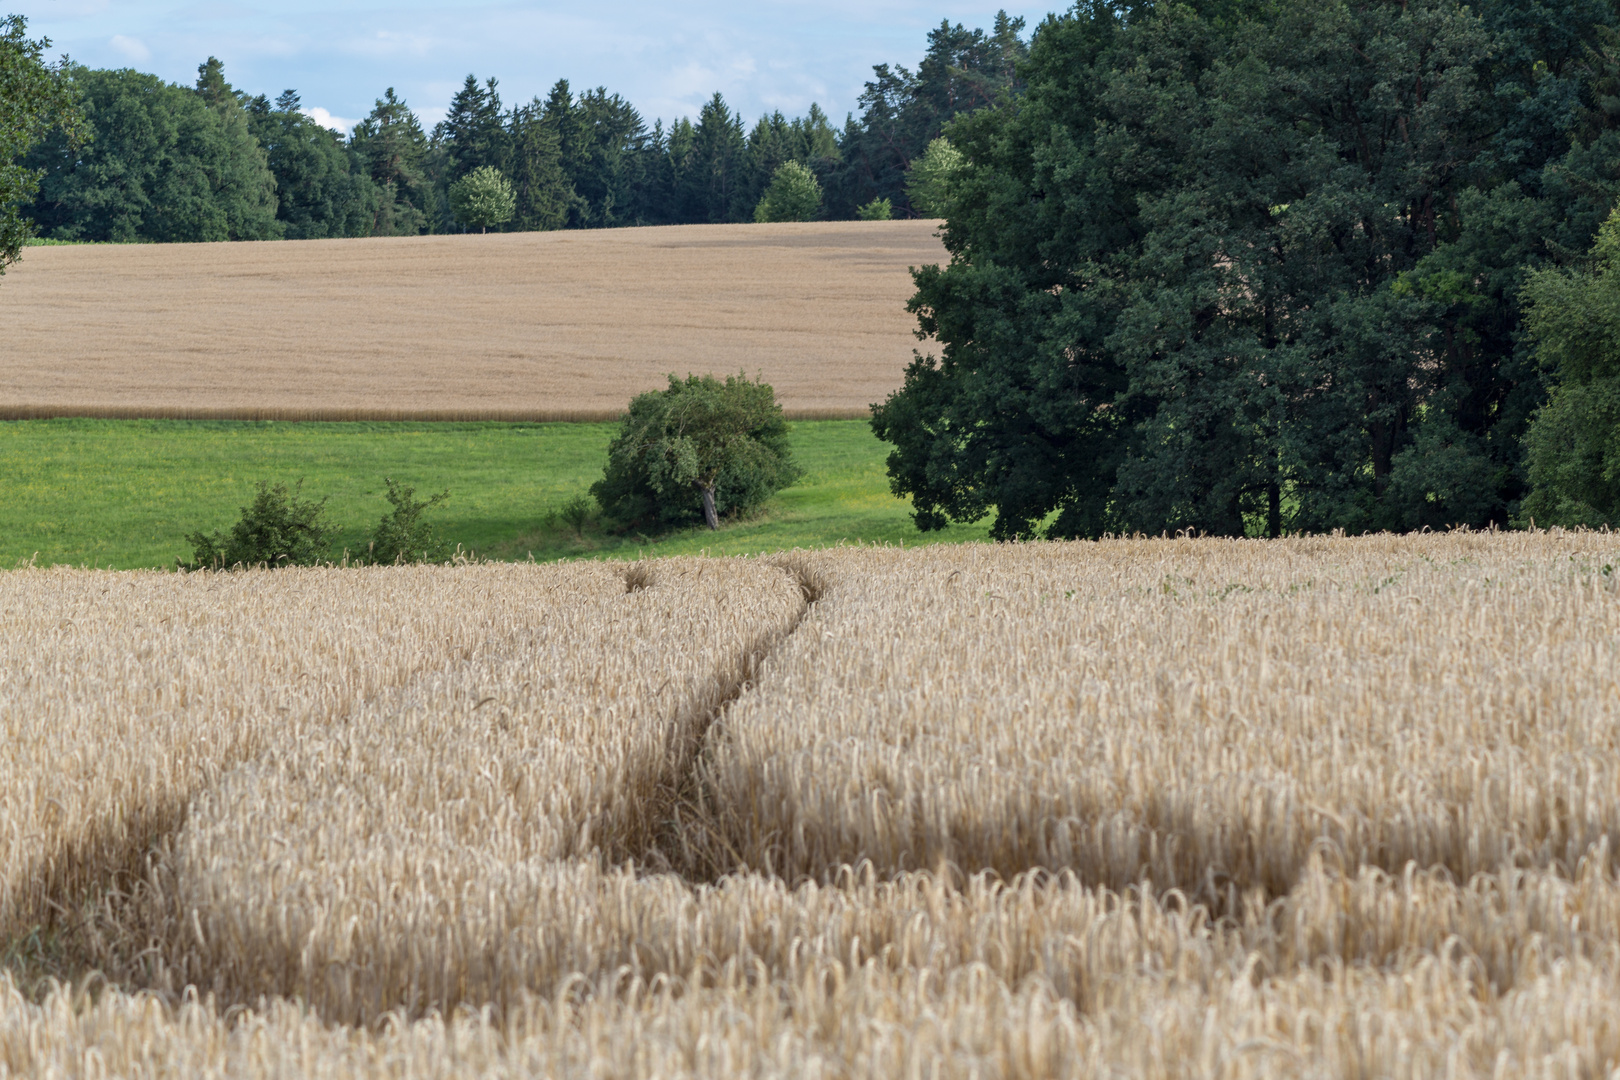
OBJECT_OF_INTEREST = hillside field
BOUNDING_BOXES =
[5,533,1620,1077]
[0,418,989,569]
[0,221,945,421]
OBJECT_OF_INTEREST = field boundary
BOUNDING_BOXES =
[0,405,873,423]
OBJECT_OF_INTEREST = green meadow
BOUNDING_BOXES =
[0,419,989,569]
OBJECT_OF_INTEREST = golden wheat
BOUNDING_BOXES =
[705,533,1620,895]
[141,558,803,1021]
[4,535,1620,1078]
[8,861,1620,1076]
[0,222,945,420]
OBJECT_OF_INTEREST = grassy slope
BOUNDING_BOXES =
[0,419,988,569]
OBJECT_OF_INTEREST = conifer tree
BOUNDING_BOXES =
[351,88,429,235]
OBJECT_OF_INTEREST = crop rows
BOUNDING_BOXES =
[0,222,942,420]
[3,534,1619,1077]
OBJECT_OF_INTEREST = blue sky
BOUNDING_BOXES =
[16,1,1059,134]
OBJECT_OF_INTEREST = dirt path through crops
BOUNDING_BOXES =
[5,558,829,1007]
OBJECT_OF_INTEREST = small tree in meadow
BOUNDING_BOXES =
[182,480,331,570]
[592,373,802,532]
[753,161,822,223]
[448,165,515,233]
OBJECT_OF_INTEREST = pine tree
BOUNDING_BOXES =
[436,75,507,183]
[350,88,429,235]
[508,99,575,231]
[675,94,746,223]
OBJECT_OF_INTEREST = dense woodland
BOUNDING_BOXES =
[12,15,1026,242]
[873,0,1620,537]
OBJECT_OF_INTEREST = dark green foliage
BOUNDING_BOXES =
[592,374,802,532]
[246,90,379,239]
[566,84,665,228]
[436,74,509,184]
[734,105,842,224]
[24,62,280,242]
[350,88,430,235]
[874,0,1620,540]
[507,96,576,231]
[557,493,595,537]
[1519,209,1620,526]
[0,14,79,275]
[671,94,749,224]
[366,478,451,564]
[831,12,1027,218]
[182,480,331,570]
[12,12,1034,241]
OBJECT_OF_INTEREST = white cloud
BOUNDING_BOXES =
[108,34,150,63]
[345,29,437,59]
[300,106,356,134]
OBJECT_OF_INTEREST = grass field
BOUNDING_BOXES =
[0,418,988,569]
[0,221,944,420]
[4,534,1620,1077]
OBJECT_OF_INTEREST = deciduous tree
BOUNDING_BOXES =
[448,165,515,232]
[593,374,801,531]
[246,90,379,238]
[25,63,278,242]
[875,0,1615,540]
[753,160,822,222]
[1519,208,1620,526]
[0,14,77,275]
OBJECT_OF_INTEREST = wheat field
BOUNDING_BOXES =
[0,222,945,421]
[4,534,1620,1077]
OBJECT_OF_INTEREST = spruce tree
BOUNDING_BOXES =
[351,88,429,235]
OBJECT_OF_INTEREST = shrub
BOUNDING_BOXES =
[753,161,822,223]
[182,480,331,570]
[557,493,594,537]
[366,479,450,564]
[856,197,893,221]
[592,373,802,532]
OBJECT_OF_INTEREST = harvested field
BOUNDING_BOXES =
[5,534,1620,1078]
[0,222,945,421]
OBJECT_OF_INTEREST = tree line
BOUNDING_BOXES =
[8,13,1026,243]
[873,0,1620,536]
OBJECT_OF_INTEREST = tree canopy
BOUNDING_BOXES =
[1519,208,1620,526]
[753,160,822,222]
[25,61,280,242]
[11,12,1030,242]
[873,0,1620,540]
[592,374,802,532]
[903,137,962,219]
[0,14,78,273]
[448,165,515,232]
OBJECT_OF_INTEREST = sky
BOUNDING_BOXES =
[16,1,1061,135]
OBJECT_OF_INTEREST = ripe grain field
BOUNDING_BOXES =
[4,534,1620,1078]
[0,222,944,421]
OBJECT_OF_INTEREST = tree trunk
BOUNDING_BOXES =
[1267,481,1282,539]
[700,484,719,530]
